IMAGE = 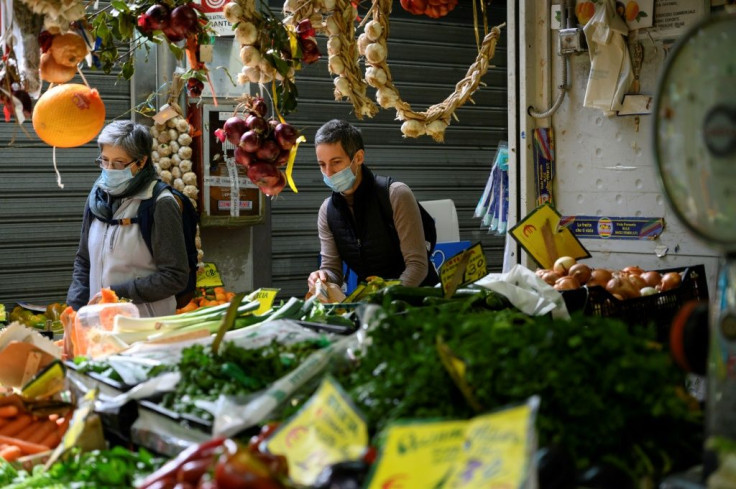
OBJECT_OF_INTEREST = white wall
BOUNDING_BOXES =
[512,0,720,294]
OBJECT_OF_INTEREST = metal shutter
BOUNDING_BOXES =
[269,1,508,297]
[0,71,130,305]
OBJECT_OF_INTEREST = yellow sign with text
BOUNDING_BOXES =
[196,262,224,288]
[444,400,537,488]
[366,398,538,489]
[266,377,368,486]
[247,288,280,315]
[366,420,467,489]
[509,204,590,269]
[439,243,487,297]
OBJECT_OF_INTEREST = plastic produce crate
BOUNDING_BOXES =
[561,264,709,341]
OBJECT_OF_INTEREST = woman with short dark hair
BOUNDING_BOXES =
[66,120,189,317]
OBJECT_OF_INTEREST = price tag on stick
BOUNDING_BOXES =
[439,243,488,298]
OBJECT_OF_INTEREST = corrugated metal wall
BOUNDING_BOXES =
[269,1,508,297]
[0,72,130,306]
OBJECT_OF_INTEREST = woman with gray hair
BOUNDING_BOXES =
[66,120,189,317]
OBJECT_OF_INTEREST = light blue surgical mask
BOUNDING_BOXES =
[99,167,135,195]
[323,160,357,193]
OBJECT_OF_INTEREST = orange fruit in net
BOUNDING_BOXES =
[50,33,88,68]
[32,84,106,148]
[625,1,640,21]
[40,52,77,84]
[575,1,596,25]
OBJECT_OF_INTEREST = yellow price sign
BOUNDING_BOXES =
[247,288,280,315]
[196,262,224,288]
[267,376,368,486]
[439,242,487,297]
[509,204,590,269]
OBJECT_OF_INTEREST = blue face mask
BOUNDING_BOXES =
[99,167,135,195]
[323,160,357,193]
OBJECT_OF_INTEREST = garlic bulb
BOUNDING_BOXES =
[327,36,341,56]
[171,166,182,179]
[365,66,387,87]
[169,141,180,154]
[151,126,160,138]
[328,55,345,75]
[426,120,448,139]
[321,0,335,10]
[325,16,339,36]
[310,13,323,29]
[376,87,399,108]
[365,20,382,42]
[184,185,199,198]
[178,146,193,160]
[237,72,249,85]
[365,42,387,64]
[159,170,172,184]
[157,131,172,144]
[176,119,190,133]
[173,178,185,192]
[283,0,297,13]
[157,144,172,157]
[259,70,274,84]
[357,33,370,56]
[178,133,192,147]
[152,150,160,162]
[401,120,426,138]
[158,157,172,170]
[240,45,261,67]
[182,172,198,186]
[244,66,261,83]
[223,2,243,23]
[168,128,178,141]
[166,118,178,129]
[171,153,182,166]
[334,76,351,97]
[179,159,193,173]
[235,22,259,45]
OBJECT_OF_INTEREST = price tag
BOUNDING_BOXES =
[248,288,280,315]
[266,376,368,486]
[443,398,539,488]
[366,397,539,489]
[44,388,98,469]
[439,242,487,297]
[196,263,223,288]
[366,419,467,489]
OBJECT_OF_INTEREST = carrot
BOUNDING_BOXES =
[99,288,119,303]
[38,431,61,450]
[0,418,10,430]
[14,419,42,441]
[0,415,33,437]
[0,445,22,462]
[0,406,19,418]
[26,420,57,445]
[0,434,49,454]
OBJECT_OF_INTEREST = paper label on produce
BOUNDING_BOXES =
[196,263,223,288]
[443,399,537,489]
[366,419,467,489]
[249,288,280,315]
[509,204,590,270]
[266,376,368,485]
[439,243,487,297]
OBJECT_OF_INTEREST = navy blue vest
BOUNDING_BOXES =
[326,166,409,283]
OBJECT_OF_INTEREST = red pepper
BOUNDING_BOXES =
[138,437,226,489]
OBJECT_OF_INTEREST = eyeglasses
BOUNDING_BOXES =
[96,157,138,170]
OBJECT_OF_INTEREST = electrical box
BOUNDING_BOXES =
[558,28,586,55]
[201,104,265,227]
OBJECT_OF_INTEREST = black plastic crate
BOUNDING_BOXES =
[561,264,709,341]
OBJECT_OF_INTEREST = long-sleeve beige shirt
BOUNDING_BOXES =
[317,181,429,286]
